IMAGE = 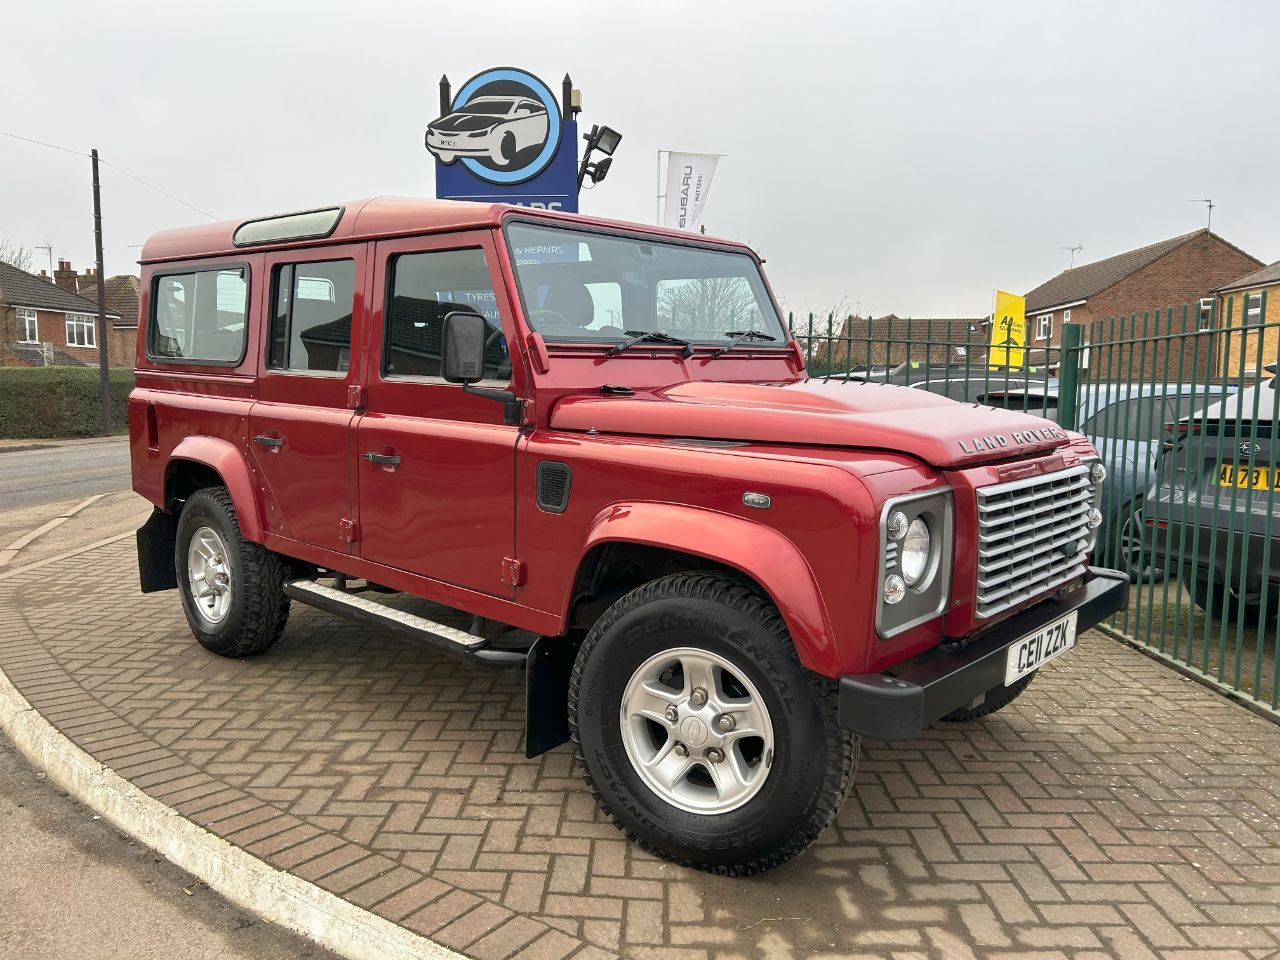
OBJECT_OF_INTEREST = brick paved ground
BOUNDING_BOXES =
[2,538,1280,960]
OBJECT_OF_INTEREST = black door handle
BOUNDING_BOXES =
[252,435,284,448]
[362,451,401,466]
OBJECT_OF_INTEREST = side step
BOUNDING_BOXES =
[283,579,526,667]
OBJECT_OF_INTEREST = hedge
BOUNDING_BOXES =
[0,366,134,439]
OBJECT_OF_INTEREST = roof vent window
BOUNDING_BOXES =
[233,207,343,247]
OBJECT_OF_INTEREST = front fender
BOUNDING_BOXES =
[167,436,265,543]
[578,501,840,675]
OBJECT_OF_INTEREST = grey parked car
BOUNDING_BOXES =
[1146,368,1279,620]
[983,382,1235,583]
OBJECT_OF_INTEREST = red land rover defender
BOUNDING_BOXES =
[130,199,1127,874]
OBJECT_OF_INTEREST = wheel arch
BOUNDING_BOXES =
[567,502,839,675]
[164,436,265,543]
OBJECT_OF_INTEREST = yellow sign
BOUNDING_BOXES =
[989,290,1026,369]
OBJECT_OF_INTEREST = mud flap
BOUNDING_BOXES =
[525,635,576,758]
[136,507,179,593]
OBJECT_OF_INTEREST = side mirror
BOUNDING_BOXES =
[441,311,488,384]
[440,310,520,425]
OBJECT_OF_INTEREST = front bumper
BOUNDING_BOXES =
[838,567,1129,740]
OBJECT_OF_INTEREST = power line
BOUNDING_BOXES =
[98,158,218,221]
[0,129,86,157]
[0,128,218,221]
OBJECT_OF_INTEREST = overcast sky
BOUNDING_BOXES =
[3,0,1278,318]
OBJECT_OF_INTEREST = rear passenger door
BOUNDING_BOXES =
[249,244,367,554]
[354,232,519,597]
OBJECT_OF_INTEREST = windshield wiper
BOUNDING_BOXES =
[711,329,777,357]
[606,329,692,358]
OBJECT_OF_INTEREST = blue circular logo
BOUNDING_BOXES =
[426,67,562,186]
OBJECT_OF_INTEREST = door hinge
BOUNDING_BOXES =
[339,518,359,543]
[500,557,526,587]
[347,384,365,410]
[518,398,534,427]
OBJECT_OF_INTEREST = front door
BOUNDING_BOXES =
[355,232,520,597]
[249,243,368,554]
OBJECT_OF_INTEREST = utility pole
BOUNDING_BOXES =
[91,149,111,436]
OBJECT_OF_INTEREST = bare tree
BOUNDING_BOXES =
[658,276,761,335]
[0,239,33,272]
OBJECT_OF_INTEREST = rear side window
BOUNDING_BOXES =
[150,267,248,363]
[383,248,509,381]
[267,259,356,374]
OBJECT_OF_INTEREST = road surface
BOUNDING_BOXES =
[0,736,336,960]
[0,438,132,511]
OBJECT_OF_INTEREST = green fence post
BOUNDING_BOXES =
[1056,322,1084,430]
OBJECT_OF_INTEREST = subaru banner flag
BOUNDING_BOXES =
[663,152,719,231]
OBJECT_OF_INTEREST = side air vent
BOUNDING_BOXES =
[536,461,572,514]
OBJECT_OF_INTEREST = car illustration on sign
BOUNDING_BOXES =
[426,95,549,168]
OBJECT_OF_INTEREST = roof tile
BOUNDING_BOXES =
[0,261,121,317]
[1023,229,1206,313]
[1215,259,1280,294]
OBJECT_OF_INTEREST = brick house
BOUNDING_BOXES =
[804,315,987,373]
[1212,259,1280,379]
[0,259,134,367]
[1022,229,1262,381]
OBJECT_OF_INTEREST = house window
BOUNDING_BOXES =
[1063,309,1072,323]
[16,307,38,343]
[65,312,96,348]
[1198,298,1214,331]
[1244,292,1263,326]
[1036,314,1052,341]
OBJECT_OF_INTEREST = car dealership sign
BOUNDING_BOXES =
[429,68,579,212]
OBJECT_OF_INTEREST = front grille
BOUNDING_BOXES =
[975,464,1093,618]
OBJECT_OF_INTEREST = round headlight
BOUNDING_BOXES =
[887,510,909,540]
[1090,462,1107,485]
[883,573,906,605]
[901,517,931,586]
[1087,507,1103,530]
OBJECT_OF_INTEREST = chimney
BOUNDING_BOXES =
[76,267,96,295]
[54,259,77,293]
[39,269,50,281]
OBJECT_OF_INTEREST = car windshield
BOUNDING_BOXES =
[505,222,786,345]
[458,98,514,116]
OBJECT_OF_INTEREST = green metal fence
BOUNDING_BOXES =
[790,302,1280,719]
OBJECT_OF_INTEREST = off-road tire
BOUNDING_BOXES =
[176,487,289,657]
[940,672,1035,722]
[568,572,858,875]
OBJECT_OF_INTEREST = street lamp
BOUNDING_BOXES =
[578,124,622,187]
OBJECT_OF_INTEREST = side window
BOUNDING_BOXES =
[151,266,248,363]
[267,259,356,374]
[384,248,509,381]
